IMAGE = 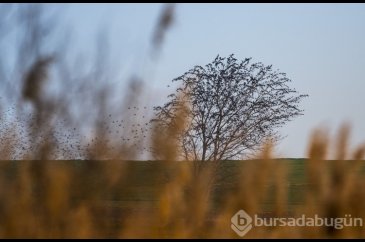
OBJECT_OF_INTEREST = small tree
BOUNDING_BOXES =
[152,54,307,166]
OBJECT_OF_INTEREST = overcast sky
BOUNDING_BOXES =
[6,3,365,158]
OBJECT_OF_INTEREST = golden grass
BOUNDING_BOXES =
[0,101,364,238]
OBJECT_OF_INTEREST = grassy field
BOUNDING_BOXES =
[5,158,363,215]
[1,155,365,238]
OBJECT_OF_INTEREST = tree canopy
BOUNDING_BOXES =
[152,54,308,163]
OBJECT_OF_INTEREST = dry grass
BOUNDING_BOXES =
[0,105,364,238]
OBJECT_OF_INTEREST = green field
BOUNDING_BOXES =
[3,159,365,216]
[2,158,365,237]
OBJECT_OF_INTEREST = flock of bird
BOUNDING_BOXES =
[0,105,153,160]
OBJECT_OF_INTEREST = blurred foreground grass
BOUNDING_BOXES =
[1,156,365,238]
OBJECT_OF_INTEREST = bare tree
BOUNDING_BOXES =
[152,54,307,167]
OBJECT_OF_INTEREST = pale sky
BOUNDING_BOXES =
[5,3,365,158]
